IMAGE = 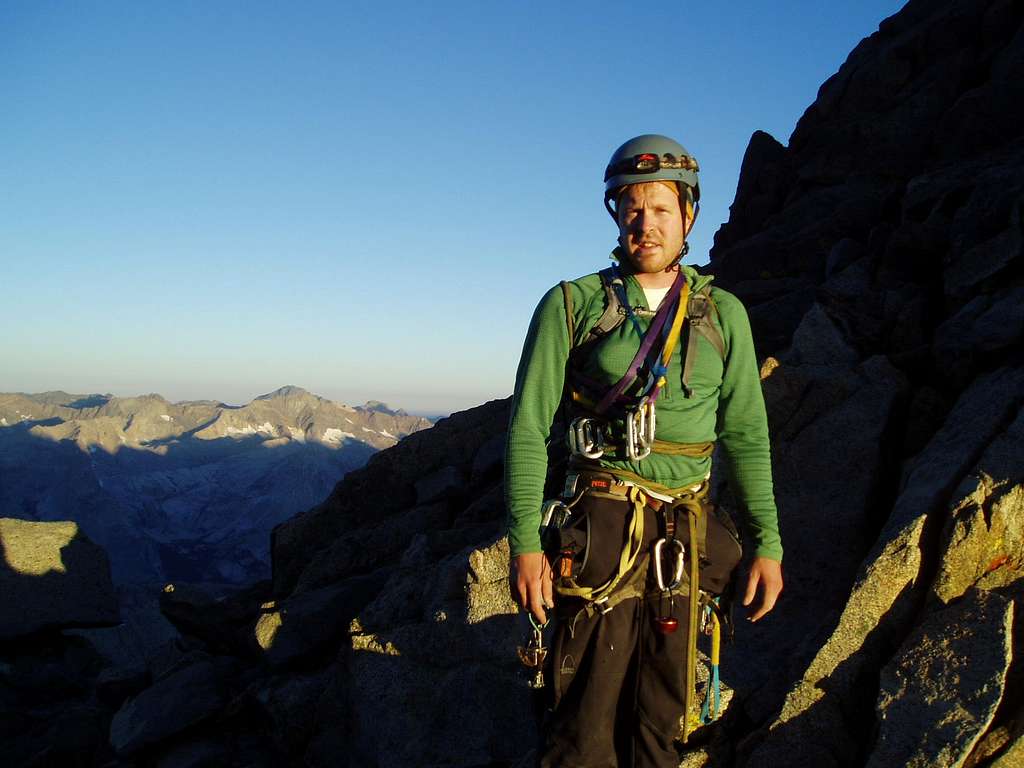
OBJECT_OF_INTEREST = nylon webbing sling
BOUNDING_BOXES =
[593,269,686,415]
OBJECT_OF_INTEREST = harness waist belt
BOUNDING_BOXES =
[571,469,706,508]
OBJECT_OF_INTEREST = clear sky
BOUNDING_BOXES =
[2,0,906,416]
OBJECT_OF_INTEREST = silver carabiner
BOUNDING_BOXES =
[568,417,605,459]
[653,537,685,592]
[540,499,571,530]
[625,401,656,460]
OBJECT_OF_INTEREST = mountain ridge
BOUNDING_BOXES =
[0,385,433,584]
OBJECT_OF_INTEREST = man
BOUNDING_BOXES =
[505,134,783,767]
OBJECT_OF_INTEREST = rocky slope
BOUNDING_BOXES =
[0,386,431,584]
[3,0,1022,765]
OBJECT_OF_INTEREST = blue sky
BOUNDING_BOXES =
[1,0,905,415]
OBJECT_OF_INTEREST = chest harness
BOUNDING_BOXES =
[540,266,735,741]
[561,266,725,463]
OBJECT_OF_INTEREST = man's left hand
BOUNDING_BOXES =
[743,557,783,622]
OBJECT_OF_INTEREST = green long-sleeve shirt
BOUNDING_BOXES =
[504,260,783,561]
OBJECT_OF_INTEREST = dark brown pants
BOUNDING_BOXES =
[539,495,693,768]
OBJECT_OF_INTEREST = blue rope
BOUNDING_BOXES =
[700,664,721,724]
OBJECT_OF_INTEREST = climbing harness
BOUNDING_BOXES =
[541,467,741,742]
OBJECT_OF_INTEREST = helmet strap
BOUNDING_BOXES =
[663,198,692,271]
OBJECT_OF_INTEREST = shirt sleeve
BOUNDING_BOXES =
[713,290,784,561]
[504,284,571,556]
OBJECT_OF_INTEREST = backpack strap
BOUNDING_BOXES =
[585,267,627,342]
[560,281,575,344]
[681,288,725,395]
[564,268,628,391]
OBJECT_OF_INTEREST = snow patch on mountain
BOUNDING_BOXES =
[322,428,356,444]
[225,422,277,437]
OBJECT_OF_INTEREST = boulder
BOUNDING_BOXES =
[933,286,1024,372]
[0,518,119,639]
[466,537,519,625]
[96,662,151,708]
[931,407,1024,605]
[158,580,271,655]
[826,238,866,278]
[943,204,1023,299]
[300,662,351,767]
[254,575,382,667]
[294,502,449,592]
[866,589,1013,768]
[255,670,330,757]
[991,734,1024,768]
[783,303,859,366]
[8,704,110,768]
[745,287,816,358]
[153,735,232,768]
[470,432,505,483]
[109,658,234,755]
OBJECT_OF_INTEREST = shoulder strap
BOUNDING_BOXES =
[582,268,627,344]
[560,281,575,344]
[681,288,725,393]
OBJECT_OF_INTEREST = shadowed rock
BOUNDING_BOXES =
[0,518,119,639]
[109,658,235,755]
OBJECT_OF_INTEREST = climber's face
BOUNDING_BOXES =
[616,182,687,276]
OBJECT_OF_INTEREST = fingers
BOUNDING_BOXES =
[511,552,555,625]
[743,568,759,607]
[540,556,555,622]
[745,558,784,623]
[748,584,780,623]
[528,589,548,625]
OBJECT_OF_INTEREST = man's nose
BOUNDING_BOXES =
[633,209,653,232]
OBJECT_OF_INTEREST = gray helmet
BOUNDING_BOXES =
[603,134,701,221]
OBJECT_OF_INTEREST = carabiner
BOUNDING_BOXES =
[653,537,685,592]
[568,416,605,459]
[625,400,656,460]
[540,499,571,530]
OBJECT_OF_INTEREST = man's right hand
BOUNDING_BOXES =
[511,552,555,624]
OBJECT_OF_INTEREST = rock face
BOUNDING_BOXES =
[702,0,1024,765]
[0,386,432,584]
[868,588,1013,768]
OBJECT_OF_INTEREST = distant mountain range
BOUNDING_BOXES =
[0,386,432,585]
